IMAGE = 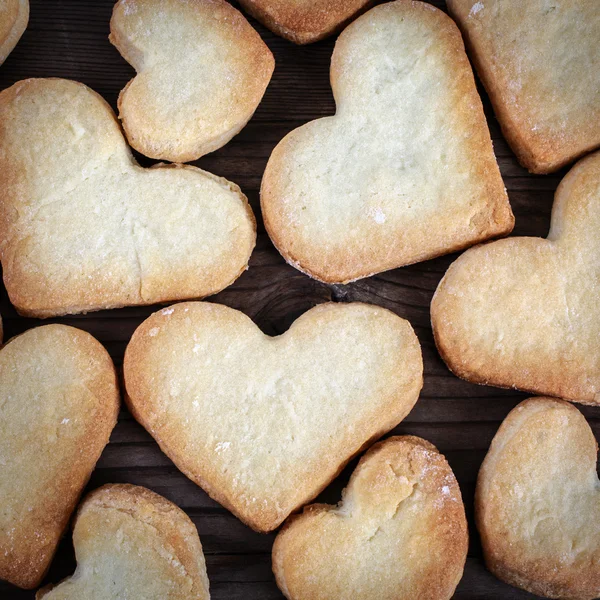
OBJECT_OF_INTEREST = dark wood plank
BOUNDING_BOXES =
[0,1,595,599]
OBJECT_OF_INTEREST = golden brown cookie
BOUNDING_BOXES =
[124,301,423,532]
[273,436,468,600]
[261,0,513,284]
[110,0,274,162]
[0,325,119,589]
[477,397,600,599]
[37,484,210,599]
[447,0,600,174]
[0,78,256,318]
[432,151,600,405]
[238,0,372,44]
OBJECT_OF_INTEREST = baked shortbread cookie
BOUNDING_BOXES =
[37,484,210,600]
[0,325,119,589]
[261,0,513,284]
[237,0,373,44]
[110,0,274,162]
[447,0,600,174]
[0,0,28,65]
[124,301,423,532]
[273,436,468,600]
[0,78,256,318]
[432,151,600,405]
[477,397,600,599]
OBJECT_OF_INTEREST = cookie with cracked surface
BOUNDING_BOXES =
[447,0,600,174]
[431,151,600,405]
[124,301,423,532]
[237,0,373,44]
[0,78,256,317]
[273,436,468,600]
[477,397,600,599]
[0,0,28,65]
[261,0,513,284]
[110,0,274,162]
[0,324,119,589]
[36,484,210,600]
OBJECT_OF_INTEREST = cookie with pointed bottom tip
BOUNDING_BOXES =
[238,0,372,44]
[261,0,513,284]
[124,301,423,532]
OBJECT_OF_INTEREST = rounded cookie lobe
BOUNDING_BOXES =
[476,397,600,599]
[237,0,373,44]
[261,0,512,284]
[0,324,119,589]
[273,436,468,600]
[111,0,274,162]
[36,484,210,600]
[0,78,256,318]
[431,151,600,405]
[0,0,28,65]
[124,301,423,532]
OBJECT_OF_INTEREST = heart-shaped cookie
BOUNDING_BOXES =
[124,301,423,532]
[238,0,373,44]
[273,436,468,600]
[477,397,600,599]
[261,0,513,284]
[432,151,600,405]
[110,0,274,162]
[37,484,210,600]
[447,0,600,174]
[0,0,28,65]
[0,78,256,318]
[0,324,119,589]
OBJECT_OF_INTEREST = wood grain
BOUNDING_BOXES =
[0,1,594,598]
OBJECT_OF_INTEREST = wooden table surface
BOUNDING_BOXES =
[1,1,596,598]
